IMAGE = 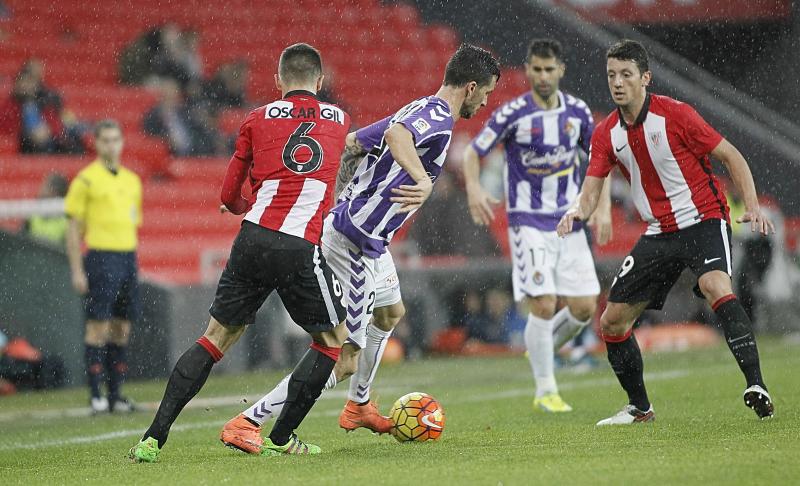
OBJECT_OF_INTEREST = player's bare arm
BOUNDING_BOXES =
[462,144,500,226]
[557,175,605,237]
[385,123,433,213]
[711,139,775,235]
[334,143,363,199]
[586,177,613,245]
[344,131,366,156]
[65,217,88,294]
[219,156,252,215]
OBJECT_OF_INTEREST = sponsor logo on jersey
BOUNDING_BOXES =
[411,118,431,135]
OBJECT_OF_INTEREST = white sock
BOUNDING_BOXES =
[525,313,557,397]
[244,370,338,426]
[347,324,392,403]
[553,307,592,351]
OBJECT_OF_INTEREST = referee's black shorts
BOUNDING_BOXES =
[608,218,732,310]
[84,250,139,321]
[209,221,346,333]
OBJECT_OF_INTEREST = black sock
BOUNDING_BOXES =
[269,346,337,446]
[105,343,128,401]
[143,340,220,447]
[714,297,765,389]
[85,345,106,399]
[606,334,650,411]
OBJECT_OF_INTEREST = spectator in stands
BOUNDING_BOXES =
[0,60,85,154]
[409,171,499,256]
[21,173,69,247]
[202,60,249,113]
[119,24,202,88]
[144,79,223,156]
[466,288,520,345]
[64,119,141,414]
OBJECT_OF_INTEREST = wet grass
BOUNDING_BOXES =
[1,338,798,485]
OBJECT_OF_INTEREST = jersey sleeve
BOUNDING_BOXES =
[63,173,90,220]
[681,104,723,158]
[355,115,391,151]
[578,107,595,154]
[233,110,258,162]
[585,126,616,178]
[397,101,453,147]
[469,105,513,157]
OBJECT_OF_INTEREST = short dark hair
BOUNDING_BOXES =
[45,173,69,197]
[443,43,501,88]
[526,39,563,62]
[94,119,121,138]
[607,39,650,74]
[279,43,322,85]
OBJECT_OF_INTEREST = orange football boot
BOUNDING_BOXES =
[338,400,393,434]
[219,414,263,454]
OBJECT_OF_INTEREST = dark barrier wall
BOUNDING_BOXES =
[0,231,170,386]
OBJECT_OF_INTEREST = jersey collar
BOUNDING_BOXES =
[618,93,651,130]
[283,90,318,99]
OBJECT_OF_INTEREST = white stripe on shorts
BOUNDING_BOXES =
[720,219,732,275]
[313,246,340,327]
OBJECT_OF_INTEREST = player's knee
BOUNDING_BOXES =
[568,301,596,322]
[85,320,111,346]
[599,310,628,338]
[203,318,246,353]
[374,302,405,331]
[109,320,131,345]
[527,295,557,319]
[698,272,733,303]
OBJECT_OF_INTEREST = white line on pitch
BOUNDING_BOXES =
[0,369,691,452]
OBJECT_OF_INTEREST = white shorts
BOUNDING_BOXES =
[321,216,402,348]
[509,226,600,301]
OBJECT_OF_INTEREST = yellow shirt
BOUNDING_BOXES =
[64,160,142,251]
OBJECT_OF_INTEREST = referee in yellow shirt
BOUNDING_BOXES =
[64,120,142,414]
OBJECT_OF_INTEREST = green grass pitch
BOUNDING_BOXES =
[1,338,798,485]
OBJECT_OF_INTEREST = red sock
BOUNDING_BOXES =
[310,342,341,361]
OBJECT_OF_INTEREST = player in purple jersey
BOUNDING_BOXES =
[463,39,613,413]
[219,45,500,451]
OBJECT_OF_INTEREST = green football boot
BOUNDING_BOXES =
[129,437,160,463]
[260,434,321,456]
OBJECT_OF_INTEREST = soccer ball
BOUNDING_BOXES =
[389,392,445,442]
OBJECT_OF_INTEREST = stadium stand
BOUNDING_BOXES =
[0,0,531,283]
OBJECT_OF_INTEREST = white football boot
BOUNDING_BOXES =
[596,404,655,426]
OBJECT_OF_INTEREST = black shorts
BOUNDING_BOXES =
[84,250,139,321]
[609,218,732,310]
[209,221,346,333]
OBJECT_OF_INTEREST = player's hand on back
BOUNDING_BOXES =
[587,209,613,245]
[557,206,585,238]
[737,206,776,236]
[390,177,434,213]
[466,183,500,226]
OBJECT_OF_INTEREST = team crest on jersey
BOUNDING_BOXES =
[411,118,431,135]
[649,132,662,146]
[563,120,576,138]
[533,271,545,285]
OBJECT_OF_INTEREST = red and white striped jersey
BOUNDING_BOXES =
[587,94,729,235]
[234,90,350,243]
